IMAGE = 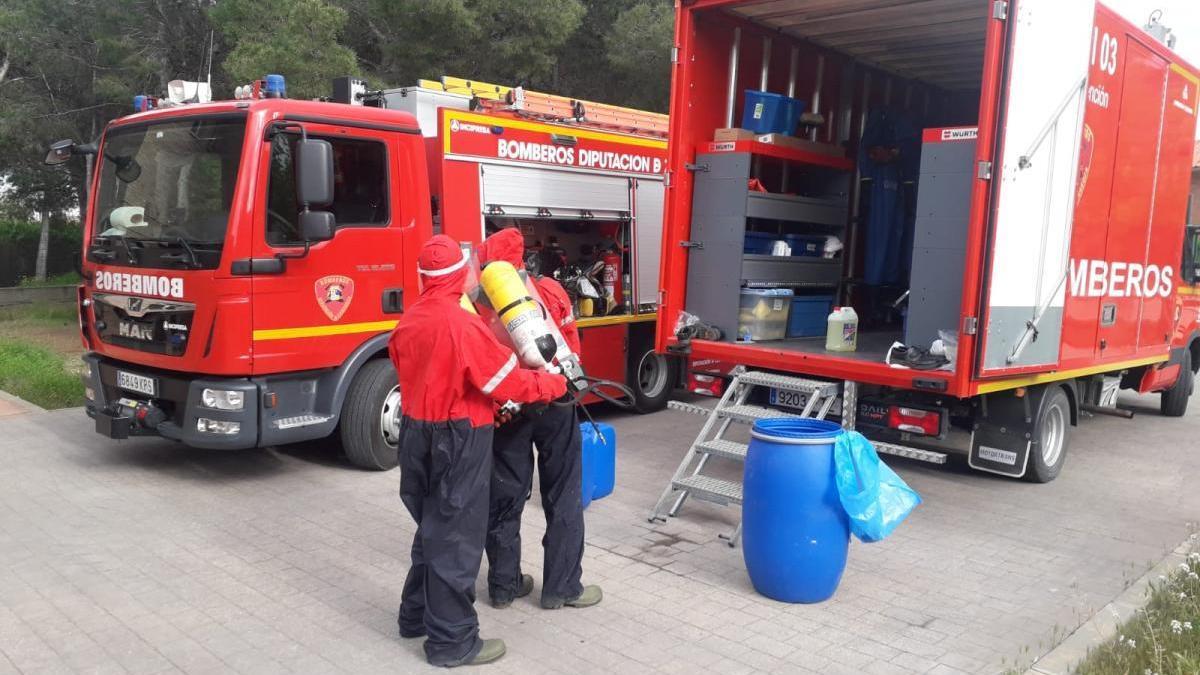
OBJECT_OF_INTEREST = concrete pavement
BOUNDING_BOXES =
[0,391,1196,674]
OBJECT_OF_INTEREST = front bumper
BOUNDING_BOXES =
[82,354,259,449]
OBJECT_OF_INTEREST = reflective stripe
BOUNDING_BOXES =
[418,249,470,277]
[480,354,517,395]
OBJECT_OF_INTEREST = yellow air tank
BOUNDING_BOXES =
[479,261,558,368]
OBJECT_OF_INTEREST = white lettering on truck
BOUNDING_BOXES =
[94,271,185,299]
[495,139,661,174]
[1068,259,1173,299]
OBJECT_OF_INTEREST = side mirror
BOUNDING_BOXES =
[296,138,334,206]
[44,139,76,166]
[300,210,335,243]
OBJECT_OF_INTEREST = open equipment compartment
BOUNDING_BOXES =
[658,0,1103,396]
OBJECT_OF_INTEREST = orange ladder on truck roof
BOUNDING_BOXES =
[417,75,668,139]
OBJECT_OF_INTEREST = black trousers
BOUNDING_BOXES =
[397,418,492,666]
[485,403,584,604]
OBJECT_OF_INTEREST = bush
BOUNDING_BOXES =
[0,219,83,288]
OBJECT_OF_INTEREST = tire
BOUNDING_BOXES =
[1160,350,1193,418]
[339,359,401,471]
[1025,385,1071,483]
[630,347,677,413]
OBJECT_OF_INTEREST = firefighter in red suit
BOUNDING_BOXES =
[476,227,603,611]
[388,234,566,667]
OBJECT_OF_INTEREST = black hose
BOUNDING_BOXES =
[553,376,638,410]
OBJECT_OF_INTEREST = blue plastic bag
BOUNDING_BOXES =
[832,430,921,542]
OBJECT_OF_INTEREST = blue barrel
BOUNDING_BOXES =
[742,418,849,603]
[580,422,616,509]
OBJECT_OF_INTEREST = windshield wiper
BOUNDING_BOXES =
[161,237,202,268]
[112,236,139,265]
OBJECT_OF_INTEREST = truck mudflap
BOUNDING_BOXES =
[967,386,1061,479]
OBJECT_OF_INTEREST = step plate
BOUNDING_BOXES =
[672,475,743,505]
[696,439,748,461]
[668,400,714,417]
[874,441,948,465]
[719,404,800,424]
[736,371,838,396]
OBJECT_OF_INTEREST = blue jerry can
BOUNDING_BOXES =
[580,422,616,509]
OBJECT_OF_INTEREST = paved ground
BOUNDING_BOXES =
[0,391,1197,675]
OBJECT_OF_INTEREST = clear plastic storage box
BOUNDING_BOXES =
[737,288,794,342]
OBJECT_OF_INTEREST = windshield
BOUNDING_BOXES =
[93,116,246,246]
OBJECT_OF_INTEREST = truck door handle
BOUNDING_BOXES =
[382,288,404,314]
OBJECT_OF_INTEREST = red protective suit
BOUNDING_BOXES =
[477,227,581,354]
[388,235,566,426]
[476,227,589,609]
[388,235,565,666]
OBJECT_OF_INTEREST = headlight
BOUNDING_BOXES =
[84,386,96,401]
[197,418,241,435]
[201,388,244,411]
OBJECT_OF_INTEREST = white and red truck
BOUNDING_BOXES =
[657,0,1200,481]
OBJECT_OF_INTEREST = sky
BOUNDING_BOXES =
[1106,0,1200,66]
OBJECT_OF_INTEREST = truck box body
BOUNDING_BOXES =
[657,0,1200,400]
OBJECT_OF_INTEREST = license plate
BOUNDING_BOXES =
[116,371,157,397]
[769,388,809,410]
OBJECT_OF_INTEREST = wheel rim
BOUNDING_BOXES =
[380,386,402,448]
[638,351,668,399]
[1040,399,1066,467]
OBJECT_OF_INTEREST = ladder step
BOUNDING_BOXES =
[719,404,800,424]
[696,439,748,461]
[672,475,743,506]
[668,400,714,417]
[736,371,838,395]
[874,442,948,465]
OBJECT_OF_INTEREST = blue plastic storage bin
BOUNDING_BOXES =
[788,294,834,338]
[742,418,849,603]
[785,234,825,257]
[743,231,783,254]
[741,91,806,135]
[580,422,615,510]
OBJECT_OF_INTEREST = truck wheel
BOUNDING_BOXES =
[339,359,400,471]
[1025,386,1071,483]
[631,347,677,413]
[1160,351,1193,417]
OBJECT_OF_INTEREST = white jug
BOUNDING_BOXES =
[825,306,859,352]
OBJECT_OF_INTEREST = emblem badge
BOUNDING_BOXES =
[315,275,355,321]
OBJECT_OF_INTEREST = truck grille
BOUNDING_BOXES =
[92,293,195,356]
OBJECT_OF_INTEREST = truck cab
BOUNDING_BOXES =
[70,95,431,469]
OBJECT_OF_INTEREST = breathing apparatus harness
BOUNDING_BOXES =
[474,259,637,438]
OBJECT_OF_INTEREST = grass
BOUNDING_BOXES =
[16,271,81,287]
[1075,536,1200,675]
[0,302,85,409]
[0,338,85,409]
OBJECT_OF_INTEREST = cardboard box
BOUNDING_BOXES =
[713,127,758,142]
[754,133,846,158]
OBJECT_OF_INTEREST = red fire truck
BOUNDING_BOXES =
[657,0,1200,481]
[49,75,674,470]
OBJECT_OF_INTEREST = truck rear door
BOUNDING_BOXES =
[976,0,1096,376]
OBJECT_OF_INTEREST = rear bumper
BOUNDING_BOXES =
[82,354,259,449]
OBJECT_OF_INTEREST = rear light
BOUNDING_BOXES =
[688,373,723,397]
[887,406,942,436]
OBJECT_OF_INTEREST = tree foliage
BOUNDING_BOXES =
[210,0,359,99]
[0,0,674,224]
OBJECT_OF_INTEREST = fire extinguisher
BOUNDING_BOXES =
[600,244,622,313]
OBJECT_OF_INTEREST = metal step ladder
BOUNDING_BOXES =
[649,371,950,546]
[648,369,840,546]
